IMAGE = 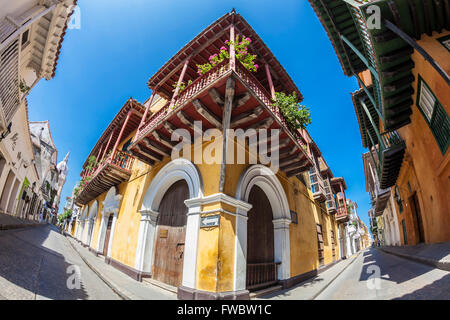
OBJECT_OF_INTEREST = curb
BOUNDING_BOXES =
[378,248,450,271]
[63,233,132,300]
[310,250,363,300]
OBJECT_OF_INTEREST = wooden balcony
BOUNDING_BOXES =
[74,151,134,206]
[131,59,313,176]
[310,166,326,203]
[373,185,391,217]
[373,131,406,189]
[336,206,349,223]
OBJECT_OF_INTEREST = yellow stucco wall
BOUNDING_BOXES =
[80,132,341,292]
[393,31,450,244]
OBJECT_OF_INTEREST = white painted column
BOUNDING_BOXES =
[134,209,158,273]
[106,214,118,257]
[181,203,202,289]
[234,209,249,291]
[273,218,291,280]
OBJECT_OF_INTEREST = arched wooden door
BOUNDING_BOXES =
[246,185,276,290]
[103,215,114,256]
[152,180,189,287]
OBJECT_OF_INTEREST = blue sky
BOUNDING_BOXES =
[27,0,371,228]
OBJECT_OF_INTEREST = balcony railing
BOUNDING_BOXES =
[75,150,135,205]
[336,206,349,223]
[136,60,231,141]
[246,262,281,291]
[309,166,326,202]
[324,178,336,214]
[136,59,308,151]
[370,130,406,189]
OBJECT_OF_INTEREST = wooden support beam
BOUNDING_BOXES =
[143,138,171,157]
[281,159,307,172]
[208,88,224,106]
[247,117,273,130]
[286,166,307,177]
[135,144,163,162]
[163,121,177,134]
[219,76,235,193]
[278,138,291,149]
[280,154,301,167]
[265,63,276,100]
[193,99,223,129]
[170,57,191,108]
[177,111,195,129]
[101,128,115,162]
[279,146,297,158]
[152,131,175,149]
[233,92,251,109]
[230,106,263,128]
[137,92,155,132]
[130,150,155,166]
[111,111,132,156]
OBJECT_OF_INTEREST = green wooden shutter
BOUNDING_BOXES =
[417,76,450,155]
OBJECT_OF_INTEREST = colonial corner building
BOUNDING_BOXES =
[70,10,369,300]
[309,0,449,245]
[0,1,75,224]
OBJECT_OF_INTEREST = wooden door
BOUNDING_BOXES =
[246,186,276,290]
[316,224,324,266]
[103,215,114,256]
[409,192,425,243]
[331,230,336,261]
[152,180,189,287]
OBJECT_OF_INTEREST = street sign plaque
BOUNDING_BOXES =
[200,215,220,228]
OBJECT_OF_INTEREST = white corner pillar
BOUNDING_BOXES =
[134,209,159,274]
[181,202,202,289]
[234,208,249,291]
[273,218,291,280]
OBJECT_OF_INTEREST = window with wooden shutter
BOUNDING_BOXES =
[416,76,450,154]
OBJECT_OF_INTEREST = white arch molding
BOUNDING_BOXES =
[234,164,292,291]
[134,158,203,288]
[96,186,122,257]
[86,200,98,247]
[78,205,89,243]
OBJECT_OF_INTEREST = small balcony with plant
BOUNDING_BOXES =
[74,99,144,206]
[336,205,350,223]
[129,11,313,177]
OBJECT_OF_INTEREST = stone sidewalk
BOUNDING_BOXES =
[65,234,176,300]
[0,213,42,230]
[379,242,450,271]
[257,251,362,300]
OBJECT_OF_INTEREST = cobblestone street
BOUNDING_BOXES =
[0,225,120,300]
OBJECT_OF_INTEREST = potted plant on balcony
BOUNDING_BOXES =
[272,92,311,130]
[196,35,258,75]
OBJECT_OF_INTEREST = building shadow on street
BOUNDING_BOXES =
[358,248,432,285]
[0,224,88,300]
[393,274,450,300]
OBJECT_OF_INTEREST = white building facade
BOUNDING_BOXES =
[0,0,75,222]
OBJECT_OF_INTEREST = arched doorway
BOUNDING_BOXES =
[235,164,292,292]
[152,180,189,287]
[103,215,114,256]
[134,158,203,288]
[87,201,98,247]
[246,185,276,290]
[96,186,122,256]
